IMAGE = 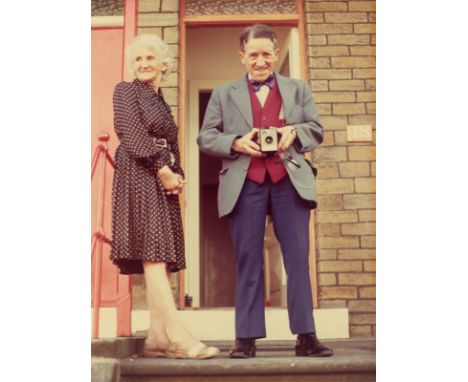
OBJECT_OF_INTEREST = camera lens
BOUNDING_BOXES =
[265,136,273,144]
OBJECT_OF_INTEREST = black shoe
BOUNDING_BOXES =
[229,338,256,359]
[295,333,333,357]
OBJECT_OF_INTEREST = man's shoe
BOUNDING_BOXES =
[295,333,333,357]
[229,338,256,359]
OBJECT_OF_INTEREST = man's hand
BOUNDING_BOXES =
[231,128,265,158]
[276,125,297,153]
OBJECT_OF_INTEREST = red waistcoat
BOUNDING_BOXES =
[246,81,288,184]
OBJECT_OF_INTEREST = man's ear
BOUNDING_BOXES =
[274,48,280,61]
[239,51,245,64]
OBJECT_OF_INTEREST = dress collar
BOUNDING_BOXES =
[133,79,162,98]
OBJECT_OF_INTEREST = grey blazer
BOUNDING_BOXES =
[197,72,324,218]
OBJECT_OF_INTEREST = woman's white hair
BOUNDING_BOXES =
[125,34,174,81]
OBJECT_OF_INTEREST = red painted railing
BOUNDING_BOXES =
[91,132,132,339]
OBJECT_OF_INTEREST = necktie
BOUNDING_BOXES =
[250,75,275,92]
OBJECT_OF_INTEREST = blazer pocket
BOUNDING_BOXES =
[305,159,318,177]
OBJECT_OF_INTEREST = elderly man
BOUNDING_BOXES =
[197,24,332,358]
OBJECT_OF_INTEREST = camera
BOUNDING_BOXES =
[258,128,279,153]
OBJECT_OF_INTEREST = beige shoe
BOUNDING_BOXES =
[165,342,219,359]
[139,345,168,358]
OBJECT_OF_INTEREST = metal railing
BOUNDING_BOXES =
[91,132,131,339]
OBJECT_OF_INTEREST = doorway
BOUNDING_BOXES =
[185,26,302,309]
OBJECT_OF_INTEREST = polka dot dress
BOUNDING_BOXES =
[110,79,185,275]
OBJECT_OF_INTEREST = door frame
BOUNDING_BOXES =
[185,79,232,308]
[178,0,318,309]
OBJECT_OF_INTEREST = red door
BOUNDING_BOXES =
[91,25,132,337]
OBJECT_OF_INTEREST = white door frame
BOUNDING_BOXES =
[185,79,232,308]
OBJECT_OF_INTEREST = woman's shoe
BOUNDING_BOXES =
[139,346,167,358]
[139,338,169,358]
[165,342,219,359]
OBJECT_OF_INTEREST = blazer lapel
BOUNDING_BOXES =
[229,77,253,130]
[276,73,295,121]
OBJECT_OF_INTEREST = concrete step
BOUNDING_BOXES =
[92,337,375,382]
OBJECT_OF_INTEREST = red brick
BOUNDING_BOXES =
[350,313,376,324]
[319,299,347,308]
[371,161,376,176]
[315,146,348,162]
[319,116,348,130]
[310,80,329,91]
[353,68,376,78]
[349,1,376,12]
[316,163,339,178]
[306,2,348,12]
[354,23,376,34]
[320,286,358,299]
[329,79,365,91]
[343,194,376,209]
[364,260,376,272]
[314,91,355,103]
[308,35,328,46]
[324,12,368,23]
[339,162,370,177]
[319,260,362,272]
[355,177,376,193]
[359,287,376,298]
[342,222,376,235]
[317,223,341,236]
[317,210,358,223]
[311,68,352,79]
[309,57,331,68]
[328,34,370,45]
[308,23,353,35]
[348,146,376,160]
[365,79,376,90]
[321,131,335,146]
[318,273,337,286]
[338,249,376,260]
[317,194,344,210]
[317,179,355,194]
[317,103,332,115]
[349,115,376,127]
[366,102,376,114]
[339,273,376,286]
[319,236,360,249]
[348,299,376,312]
[350,46,376,56]
[309,46,350,57]
[332,56,376,68]
[356,91,376,102]
[361,236,376,248]
[318,249,338,260]
[350,324,372,337]
[358,209,376,222]
[306,12,325,23]
[333,103,366,115]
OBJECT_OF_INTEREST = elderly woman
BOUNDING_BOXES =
[110,34,218,359]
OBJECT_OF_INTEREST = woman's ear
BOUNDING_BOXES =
[161,64,167,72]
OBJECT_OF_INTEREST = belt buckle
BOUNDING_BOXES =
[154,138,167,148]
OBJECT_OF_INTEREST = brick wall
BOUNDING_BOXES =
[304,0,376,337]
[132,0,181,309]
[138,0,180,120]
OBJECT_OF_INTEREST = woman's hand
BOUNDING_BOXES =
[157,166,186,195]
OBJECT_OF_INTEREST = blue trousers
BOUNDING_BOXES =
[228,176,316,339]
